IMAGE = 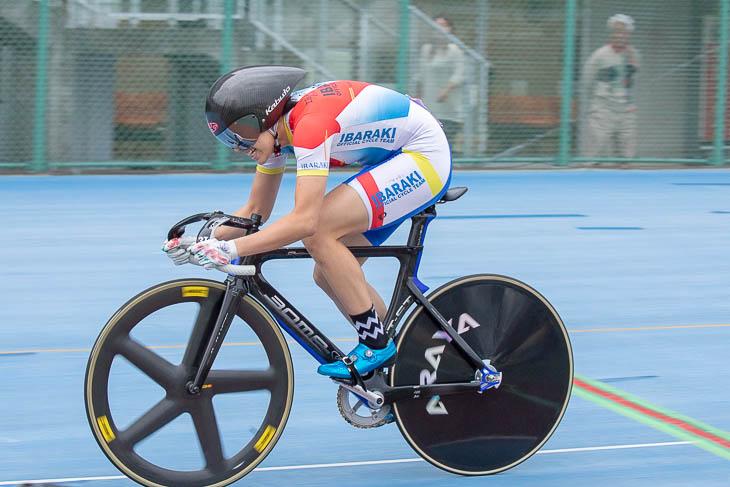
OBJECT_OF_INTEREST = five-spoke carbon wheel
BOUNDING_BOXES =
[85,279,294,487]
[390,274,573,475]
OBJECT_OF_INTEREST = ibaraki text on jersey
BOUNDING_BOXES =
[370,170,425,208]
[336,127,397,146]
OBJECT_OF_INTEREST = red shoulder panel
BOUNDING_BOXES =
[289,81,368,124]
[291,114,341,150]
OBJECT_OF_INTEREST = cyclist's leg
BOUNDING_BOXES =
[303,185,397,377]
[310,101,451,376]
[307,100,451,320]
[312,232,387,320]
[305,144,452,319]
[308,165,450,377]
[302,183,375,317]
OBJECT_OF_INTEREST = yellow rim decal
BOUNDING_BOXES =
[182,286,209,298]
[97,416,115,443]
[297,169,329,177]
[349,87,355,100]
[403,149,443,196]
[257,165,286,175]
[254,425,276,453]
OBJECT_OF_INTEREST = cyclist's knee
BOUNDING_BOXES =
[312,265,328,289]
[302,232,331,257]
[301,236,317,258]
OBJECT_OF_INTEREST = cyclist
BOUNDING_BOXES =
[163,65,452,379]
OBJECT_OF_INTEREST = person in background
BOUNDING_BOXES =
[418,15,466,155]
[581,14,640,160]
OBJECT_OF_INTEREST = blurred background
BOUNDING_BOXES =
[1,0,729,170]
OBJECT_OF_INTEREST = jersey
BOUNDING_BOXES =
[256,80,452,244]
[256,81,435,176]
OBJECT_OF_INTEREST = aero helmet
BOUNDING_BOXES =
[206,65,307,150]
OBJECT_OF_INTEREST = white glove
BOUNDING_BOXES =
[162,237,196,265]
[188,238,239,270]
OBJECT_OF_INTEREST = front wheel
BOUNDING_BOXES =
[390,274,573,475]
[85,279,294,487]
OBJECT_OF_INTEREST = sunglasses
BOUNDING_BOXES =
[214,114,261,150]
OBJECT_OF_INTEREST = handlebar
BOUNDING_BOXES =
[167,211,263,276]
[167,211,262,240]
[216,263,257,275]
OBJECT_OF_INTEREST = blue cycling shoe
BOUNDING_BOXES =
[318,341,396,379]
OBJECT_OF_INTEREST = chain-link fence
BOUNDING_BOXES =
[1,0,728,170]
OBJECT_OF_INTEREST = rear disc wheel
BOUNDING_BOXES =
[390,274,573,475]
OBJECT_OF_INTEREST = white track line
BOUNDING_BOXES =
[534,441,690,454]
[0,441,692,485]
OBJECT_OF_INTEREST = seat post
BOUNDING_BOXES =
[407,205,437,248]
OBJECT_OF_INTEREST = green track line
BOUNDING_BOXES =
[573,374,730,461]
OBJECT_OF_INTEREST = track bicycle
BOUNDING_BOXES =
[85,186,574,487]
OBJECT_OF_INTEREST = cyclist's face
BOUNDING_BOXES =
[242,130,276,164]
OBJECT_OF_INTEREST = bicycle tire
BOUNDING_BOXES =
[85,279,294,487]
[390,274,573,475]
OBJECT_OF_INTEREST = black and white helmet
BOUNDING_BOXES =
[205,65,307,150]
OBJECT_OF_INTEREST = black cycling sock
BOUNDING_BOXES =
[350,306,388,349]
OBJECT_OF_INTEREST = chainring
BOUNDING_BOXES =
[336,370,394,429]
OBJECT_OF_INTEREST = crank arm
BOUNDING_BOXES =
[334,380,385,409]
[382,381,481,403]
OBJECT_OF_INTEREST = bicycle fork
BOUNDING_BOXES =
[186,275,246,395]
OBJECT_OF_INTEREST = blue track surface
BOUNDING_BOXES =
[1,169,729,486]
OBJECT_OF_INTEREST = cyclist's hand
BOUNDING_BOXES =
[162,236,196,265]
[188,238,239,269]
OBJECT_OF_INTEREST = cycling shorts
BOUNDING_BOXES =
[345,103,452,246]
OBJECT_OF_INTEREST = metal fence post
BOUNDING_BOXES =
[32,0,50,172]
[214,0,235,171]
[358,8,369,81]
[557,0,577,166]
[477,1,488,155]
[714,0,729,165]
[396,0,410,94]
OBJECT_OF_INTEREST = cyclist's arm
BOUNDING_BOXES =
[230,175,327,255]
[215,154,286,240]
[229,114,336,254]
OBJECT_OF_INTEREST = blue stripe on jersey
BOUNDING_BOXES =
[360,87,411,122]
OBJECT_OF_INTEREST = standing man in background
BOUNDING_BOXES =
[581,14,640,160]
[418,15,466,155]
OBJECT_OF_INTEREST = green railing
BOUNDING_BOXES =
[1,0,729,171]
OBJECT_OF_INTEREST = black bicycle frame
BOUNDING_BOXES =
[179,205,485,395]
